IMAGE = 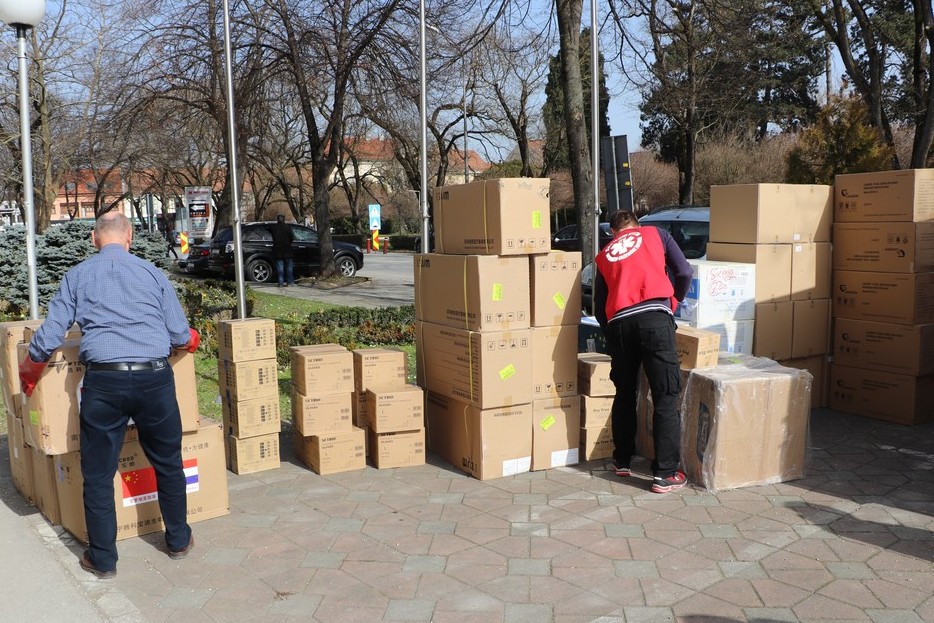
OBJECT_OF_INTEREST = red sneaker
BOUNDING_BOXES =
[651,470,687,493]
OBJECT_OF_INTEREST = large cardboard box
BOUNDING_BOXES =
[424,392,532,480]
[529,251,583,326]
[169,349,201,433]
[0,320,42,418]
[530,325,578,400]
[681,356,811,491]
[580,426,614,461]
[351,389,368,429]
[217,317,277,362]
[832,318,934,376]
[709,184,832,243]
[414,254,531,331]
[365,385,425,433]
[791,242,831,300]
[675,325,720,369]
[581,395,613,429]
[635,367,693,462]
[695,320,755,355]
[705,243,792,302]
[834,169,934,222]
[367,428,426,469]
[290,346,354,395]
[23,355,84,455]
[577,353,614,397]
[531,396,581,471]
[753,301,794,361]
[830,364,934,425]
[792,299,830,358]
[432,178,552,255]
[415,321,531,409]
[293,427,366,475]
[8,413,35,504]
[291,389,353,435]
[217,358,278,401]
[31,448,61,524]
[832,270,934,325]
[221,393,281,439]
[677,260,756,325]
[56,421,230,543]
[833,222,934,273]
[780,355,828,409]
[227,432,280,474]
[352,347,408,392]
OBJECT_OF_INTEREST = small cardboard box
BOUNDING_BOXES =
[675,325,720,369]
[529,251,583,326]
[433,178,552,255]
[705,243,792,302]
[23,354,84,455]
[293,427,366,475]
[7,413,35,504]
[31,448,61,524]
[56,421,230,543]
[424,392,531,480]
[365,385,425,433]
[221,393,281,439]
[832,318,934,376]
[217,317,277,362]
[677,260,757,325]
[834,169,934,222]
[530,325,578,400]
[580,426,614,461]
[351,389,368,429]
[217,358,278,401]
[414,254,531,331]
[577,353,614,397]
[0,320,42,418]
[792,299,830,358]
[169,349,202,433]
[832,270,934,325]
[829,364,934,425]
[695,320,755,355]
[791,242,831,300]
[290,345,354,395]
[352,347,408,392]
[531,396,581,471]
[291,389,353,435]
[580,395,613,429]
[226,432,280,474]
[832,222,934,273]
[367,428,426,469]
[710,183,832,243]
[415,321,531,409]
[753,301,794,361]
[681,356,811,491]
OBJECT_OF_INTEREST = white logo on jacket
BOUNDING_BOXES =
[603,230,642,262]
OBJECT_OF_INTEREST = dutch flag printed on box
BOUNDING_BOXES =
[121,459,199,507]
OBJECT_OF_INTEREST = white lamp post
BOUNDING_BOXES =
[0,0,46,320]
[419,0,430,253]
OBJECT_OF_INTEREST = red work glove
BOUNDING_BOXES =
[19,355,48,397]
[185,328,200,353]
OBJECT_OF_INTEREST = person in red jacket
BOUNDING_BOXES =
[593,210,693,493]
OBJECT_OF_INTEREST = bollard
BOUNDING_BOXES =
[382,237,389,254]
[365,238,371,253]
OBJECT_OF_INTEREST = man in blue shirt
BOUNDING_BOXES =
[19,212,200,579]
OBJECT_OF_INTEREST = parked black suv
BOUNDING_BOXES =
[208,222,364,283]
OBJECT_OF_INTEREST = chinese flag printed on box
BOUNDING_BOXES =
[121,459,199,507]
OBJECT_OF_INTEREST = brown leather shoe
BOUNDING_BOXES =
[80,552,116,579]
[168,534,194,560]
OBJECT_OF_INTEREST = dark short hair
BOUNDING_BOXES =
[276,214,285,223]
[609,210,639,231]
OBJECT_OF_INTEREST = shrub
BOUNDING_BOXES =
[177,279,256,356]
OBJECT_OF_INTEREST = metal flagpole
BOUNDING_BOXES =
[222,0,247,318]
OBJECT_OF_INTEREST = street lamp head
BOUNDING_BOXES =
[0,0,46,28]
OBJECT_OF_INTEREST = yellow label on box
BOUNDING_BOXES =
[492,283,503,301]
[499,364,516,380]
[552,292,566,310]
[539,414,556,430]
[30,410,39,425]
[532,211,542,228]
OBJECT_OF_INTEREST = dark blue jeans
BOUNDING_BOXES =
[80,364,191,572]
[276,258,294,285]
[604,311,682,477]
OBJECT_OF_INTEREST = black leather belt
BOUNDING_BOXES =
[87,359,168,371]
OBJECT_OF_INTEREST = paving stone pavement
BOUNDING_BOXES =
[5,407,934,623]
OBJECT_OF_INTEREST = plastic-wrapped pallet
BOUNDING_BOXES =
[680,354,812,492]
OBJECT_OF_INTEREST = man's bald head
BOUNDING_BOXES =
[92,212,133,250]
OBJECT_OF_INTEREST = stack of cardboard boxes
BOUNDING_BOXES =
[217,318,281,474]
[290,344,366,474]
[0,320,229,542]
[577,353,614,461]
[706,184,833,407]
[418,178,583,479]
[829,170,934,425]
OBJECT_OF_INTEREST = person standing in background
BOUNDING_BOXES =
[19,211,199,578]
[593,210,693,493]
[272,214,294,287]
[165,222,179,260]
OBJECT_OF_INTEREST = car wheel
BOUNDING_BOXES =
[247,258,273,283]
[336,255,357,277]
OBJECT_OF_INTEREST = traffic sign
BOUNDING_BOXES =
[368,203,381,230]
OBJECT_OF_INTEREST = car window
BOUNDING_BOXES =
[216,228,233,243]
[599,223,612,237]
[554,225,577,240]
[243,226,271,242]
[292,226,317,243]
